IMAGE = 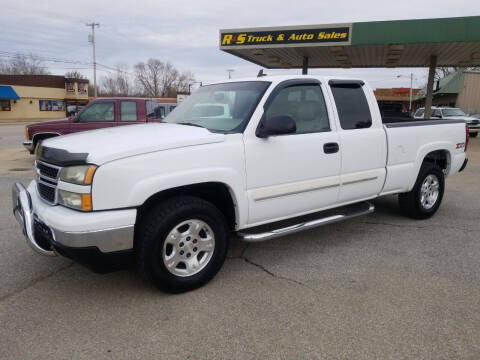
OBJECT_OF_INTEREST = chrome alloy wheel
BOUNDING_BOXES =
[162,219,215,277]
[420,174,440,210]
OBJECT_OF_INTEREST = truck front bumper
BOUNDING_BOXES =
[23,140,34,152]
[12,181,136,272]
[468,124,480,133]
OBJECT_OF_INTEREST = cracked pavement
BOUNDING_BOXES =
[1,124,480,359]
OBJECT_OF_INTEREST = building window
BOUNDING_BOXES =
[1,100,11,111]
[77,82,87,94]
[52,100,65,111]
[66,82,75,94]
[39,100,52,111]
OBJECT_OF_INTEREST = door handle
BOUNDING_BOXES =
[323,142,339,154]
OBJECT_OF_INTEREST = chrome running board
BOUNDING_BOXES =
[238,201,374,242]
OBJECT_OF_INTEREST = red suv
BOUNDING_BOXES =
[23,98,177,153]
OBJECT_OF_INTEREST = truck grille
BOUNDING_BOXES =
[37,162,60,179]
[37,182,56,203]
[35,160,61,204]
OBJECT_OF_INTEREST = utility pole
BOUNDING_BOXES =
[226,69,234,79]
[86,22,100,98]
[397,73,415,113]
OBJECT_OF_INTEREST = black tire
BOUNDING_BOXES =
[398,165,445,219]
[469,132,478,138]
[135,196,229,293]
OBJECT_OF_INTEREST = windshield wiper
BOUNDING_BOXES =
[177,122,205,128]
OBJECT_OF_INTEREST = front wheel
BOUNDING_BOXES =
[136,196,229,293]
[398,165,445,219]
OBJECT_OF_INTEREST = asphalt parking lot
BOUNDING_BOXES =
[1,123,480,359]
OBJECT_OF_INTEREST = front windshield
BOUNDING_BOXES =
[164,81,270,133]
[442,108,466,117]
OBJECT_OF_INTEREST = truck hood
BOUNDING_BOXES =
[41,123,225,165]
[27,117,72,129]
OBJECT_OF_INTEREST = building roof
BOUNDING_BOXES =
[0,75,66,89]
[220,16,480,69]
[435,71,463,95]
[374,88,422,101]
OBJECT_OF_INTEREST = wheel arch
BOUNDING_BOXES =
[135,182,238,232]
[408,147,451,191]
[32,132,61,147]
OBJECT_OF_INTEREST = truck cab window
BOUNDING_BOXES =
[77,102,115,122]
[121,101,137,122]
[414,108,425,117]
[146,100,165,119]
[265,85,330,134]
[432,109,442,118]
[330,84,372,129]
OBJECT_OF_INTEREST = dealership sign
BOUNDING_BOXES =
[220,24,351,49]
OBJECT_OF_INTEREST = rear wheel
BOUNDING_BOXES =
[469,132,478,138]
[398,165,445,219]
[136,196,229,293]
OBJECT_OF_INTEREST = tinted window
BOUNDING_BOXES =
[121,101,137,122]
[78,102,115,122]
[415,109,425,117]
[169,105,176,112]
[431,109,442,118]
[265,85,330,134]
[442,108,465,117]
[331,84,372,129]
[146,100,165,119]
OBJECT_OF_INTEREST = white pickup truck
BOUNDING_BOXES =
[12,75,469,292]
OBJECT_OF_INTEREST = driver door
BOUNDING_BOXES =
[71,101,117,133]
[244,80,341,226]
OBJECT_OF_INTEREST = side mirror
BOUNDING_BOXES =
[256,115,296,138]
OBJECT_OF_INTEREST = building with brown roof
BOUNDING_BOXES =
[0,75,89,121]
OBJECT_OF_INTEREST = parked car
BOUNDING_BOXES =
[23,98,177,153]
[414,107,479,137]
[13,75,468,292]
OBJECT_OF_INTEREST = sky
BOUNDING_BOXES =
[1,0,479,90]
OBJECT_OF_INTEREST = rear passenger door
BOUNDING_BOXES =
[117,100,140,127]
[328,80,387,203]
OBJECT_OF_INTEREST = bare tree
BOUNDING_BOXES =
[99,65,134,97]
[435,66,480,80]
[134,58,194,97]
[65,70,87,80]
[0,53,50,75]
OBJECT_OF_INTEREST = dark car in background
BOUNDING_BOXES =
[23,98,177,153]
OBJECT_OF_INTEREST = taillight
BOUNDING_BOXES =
[25,127,29,140]
[465,125,469,152]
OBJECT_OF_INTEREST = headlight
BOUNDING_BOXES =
[58,165,97,185]
[57,189,92,211]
